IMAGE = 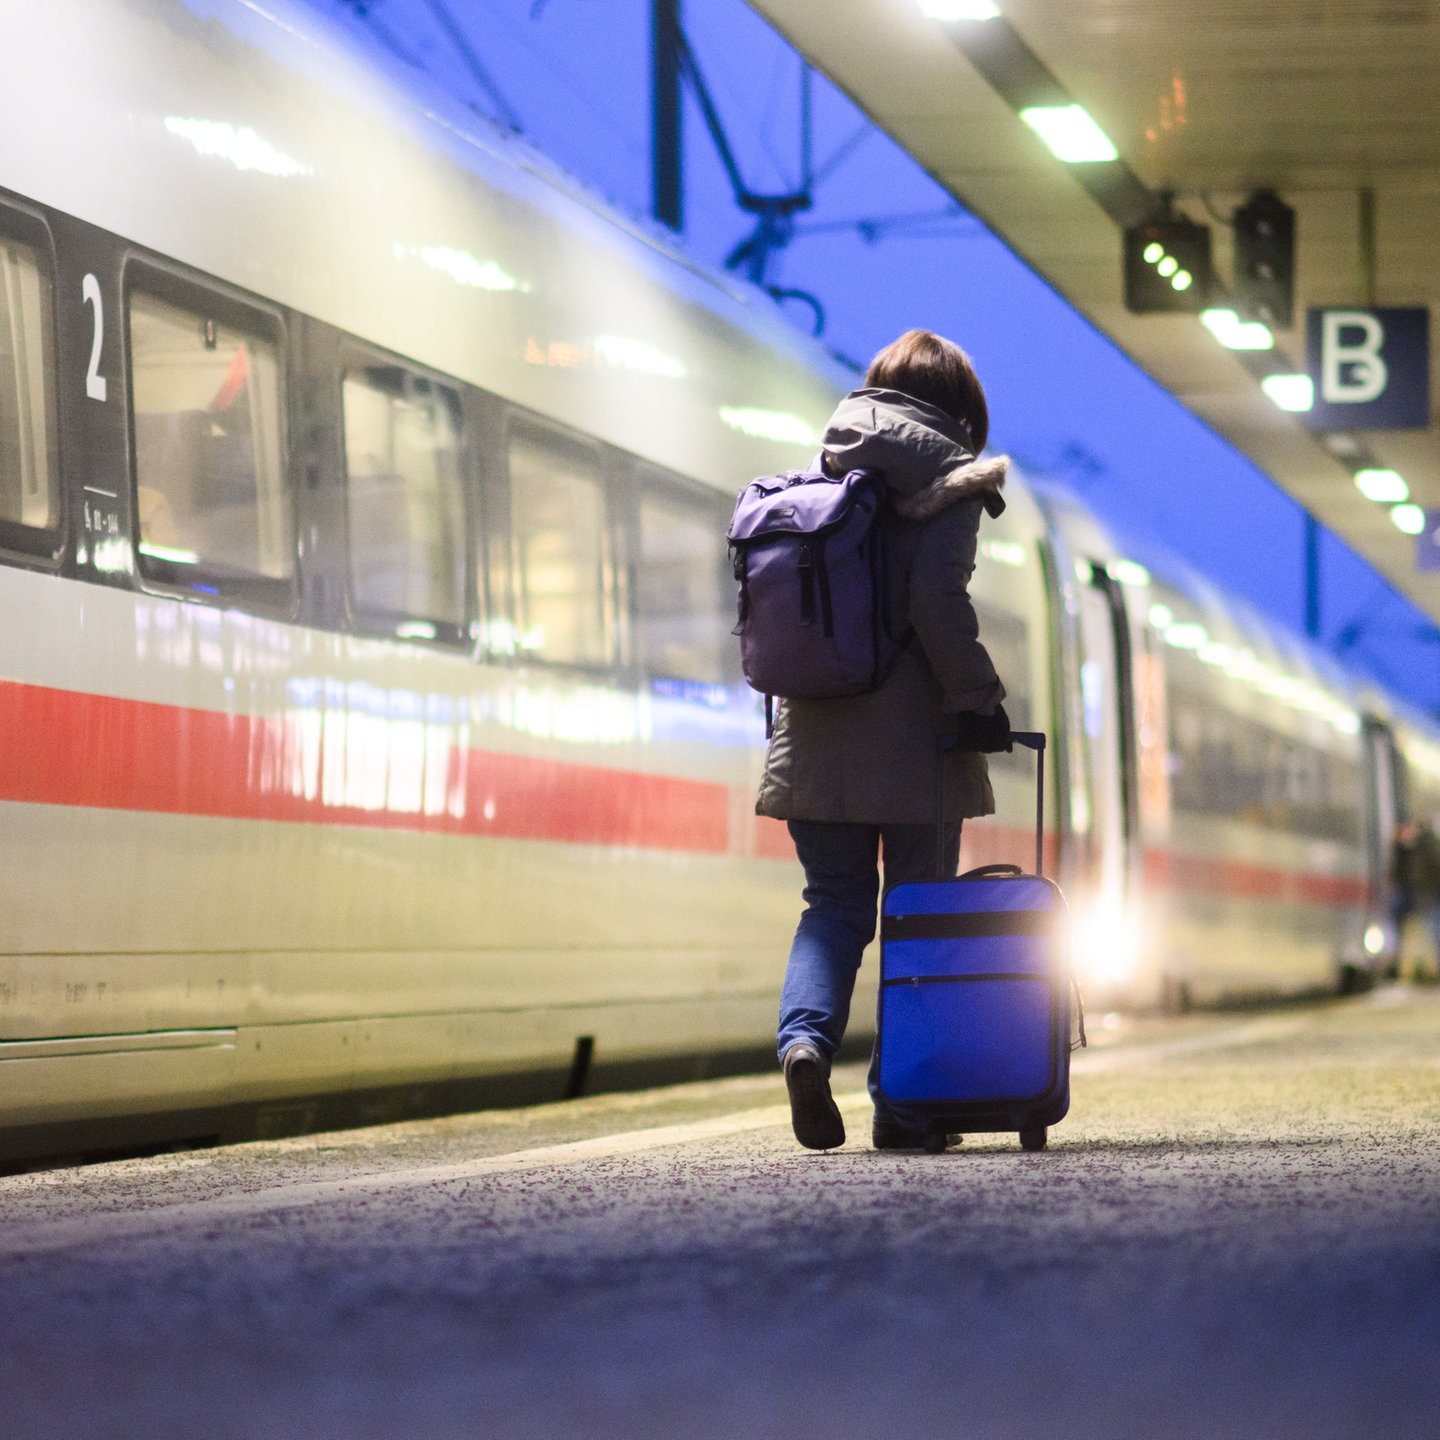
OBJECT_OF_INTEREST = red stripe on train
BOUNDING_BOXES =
[1144,848,1369,908]
[0,679,730,853]
[0,679,1373,904]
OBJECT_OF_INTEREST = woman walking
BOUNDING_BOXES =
[758,329,1012,1151]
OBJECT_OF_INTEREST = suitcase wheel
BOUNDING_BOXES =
[922,1129,948,1154]
[1019,1125,1048,1152]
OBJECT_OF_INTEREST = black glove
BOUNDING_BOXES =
[952,703,1012,753]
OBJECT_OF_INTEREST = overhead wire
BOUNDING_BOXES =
[421,0,525,131]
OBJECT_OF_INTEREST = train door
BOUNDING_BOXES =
[1072,561,1141,988]
[1362,719,1401,972]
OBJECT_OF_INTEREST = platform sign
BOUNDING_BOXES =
[1304,307,1430,430]
[1418,510,1440,573]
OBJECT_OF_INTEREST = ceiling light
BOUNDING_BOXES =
[1392,503,1426,536]
[1018,105,1118,163]
[1354,468,1409,504]
[1261,374,1314,412]
[918,0,1000,16]
[1201,308,1274,351]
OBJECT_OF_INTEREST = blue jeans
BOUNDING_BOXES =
[777,819,961,1131]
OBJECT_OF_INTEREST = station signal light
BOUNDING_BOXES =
[1233,189,1295,330]
[1123,218,1212,314]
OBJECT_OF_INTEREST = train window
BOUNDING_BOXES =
[972,601,1039,779]
[343,366,466,638]
[973,601,1034,733]
[507,427,614,666]
[637,488,729,684]
[1167,680,1363,844]
[0,229,59,548]
[129,287,292,593]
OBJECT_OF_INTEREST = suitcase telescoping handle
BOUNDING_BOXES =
[936,729,1046,879]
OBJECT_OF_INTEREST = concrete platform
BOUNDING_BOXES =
[4,987,1440,1438]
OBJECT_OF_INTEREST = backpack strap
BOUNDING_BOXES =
[796,538,836,637]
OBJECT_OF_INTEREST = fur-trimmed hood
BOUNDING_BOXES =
[821,387,1008,521]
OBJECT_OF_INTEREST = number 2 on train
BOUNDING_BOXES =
[82,272,107,402]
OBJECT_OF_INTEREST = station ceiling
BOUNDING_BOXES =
[746,0,1440,628]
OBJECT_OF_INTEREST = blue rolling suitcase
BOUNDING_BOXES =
[876,732,1085,1153]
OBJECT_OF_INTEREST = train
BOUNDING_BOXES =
[1,0,1437,1164]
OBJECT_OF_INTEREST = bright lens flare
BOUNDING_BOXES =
[1072,897,1141,986]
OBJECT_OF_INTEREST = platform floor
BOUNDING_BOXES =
[4,987,1440,1439]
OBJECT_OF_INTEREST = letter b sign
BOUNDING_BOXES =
[1305,306,1429,430]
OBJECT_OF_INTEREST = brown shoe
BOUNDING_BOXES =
[782,1043,845,1151]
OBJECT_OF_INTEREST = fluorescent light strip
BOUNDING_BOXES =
[1354,468,1408,504]
[1201,308,1274,351]
[1391,504,1426,536]
[1019,104,1118,163]
[1261,374,1314,413]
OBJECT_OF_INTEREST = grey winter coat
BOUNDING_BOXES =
[755,388,1007,825]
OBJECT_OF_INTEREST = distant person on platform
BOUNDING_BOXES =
[1392,819,1440,979]
[757,328,1011,1153]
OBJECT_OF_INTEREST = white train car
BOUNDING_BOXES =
[0,0,856,1157]
[1040,486,1394,1009]
[0,0,1430,1162]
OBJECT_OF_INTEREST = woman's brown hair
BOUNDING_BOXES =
[864,329,989,453]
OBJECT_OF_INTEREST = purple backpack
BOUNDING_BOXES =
[727,465,904,711]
